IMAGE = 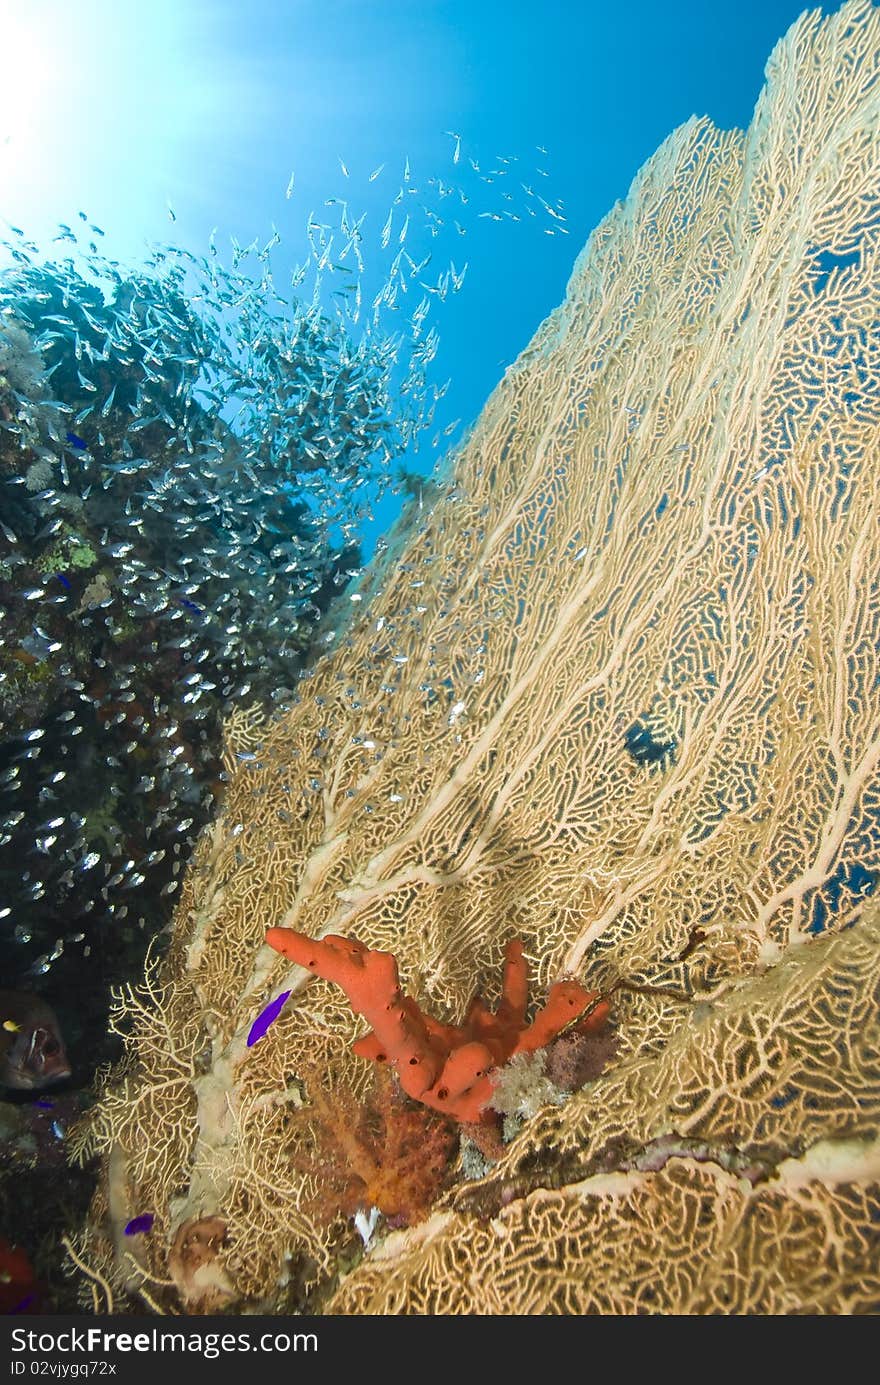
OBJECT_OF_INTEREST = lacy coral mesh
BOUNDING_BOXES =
[331,1157,880,1315]
[329,902,880,1314]
[73,0,880,1313]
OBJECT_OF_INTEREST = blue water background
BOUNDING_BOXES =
[0,0,815,555]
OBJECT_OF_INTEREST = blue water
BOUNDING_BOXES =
[1,0,814,554]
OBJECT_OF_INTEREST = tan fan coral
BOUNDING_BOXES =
[72,0,880,1314]
[329,903,880,1314]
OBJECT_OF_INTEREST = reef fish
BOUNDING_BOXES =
[0,992,71,1090]
[124,1214,155,1236]
[246,989,292,1047]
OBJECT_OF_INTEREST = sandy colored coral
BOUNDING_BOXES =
[73,0,880,1313]
[329,900,880,1313]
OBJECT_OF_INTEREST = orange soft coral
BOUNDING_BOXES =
[265,929,609,1123]
[291,1063,456,1227]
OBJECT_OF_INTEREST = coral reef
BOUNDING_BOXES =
[288,1061,457,1228]
[264,930,608,1122]
[0,249,382,1012]
[330,904,880,1313]
[72,0,880,1313]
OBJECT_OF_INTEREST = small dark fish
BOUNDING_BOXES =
[124,1214,155,1236]
[65,431,87,450]
[178,598,203,615]
[55,573,72,590]
[247,990,291,1047]
[0,992,71,1090]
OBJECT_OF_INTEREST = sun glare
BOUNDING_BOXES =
[0,10,66,200]
[0,0,266,262]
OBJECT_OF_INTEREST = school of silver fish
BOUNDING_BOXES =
[0,135,567,1043]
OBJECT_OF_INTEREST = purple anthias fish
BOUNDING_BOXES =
[124,1214,155,1236]
[0,991,71,1091]
[247,990,292,1047]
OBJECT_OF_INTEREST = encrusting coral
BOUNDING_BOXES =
[71,0,880,1314]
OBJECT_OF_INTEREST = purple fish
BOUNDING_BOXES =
[124,1214,155,1236]
[247,990,292,1047]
